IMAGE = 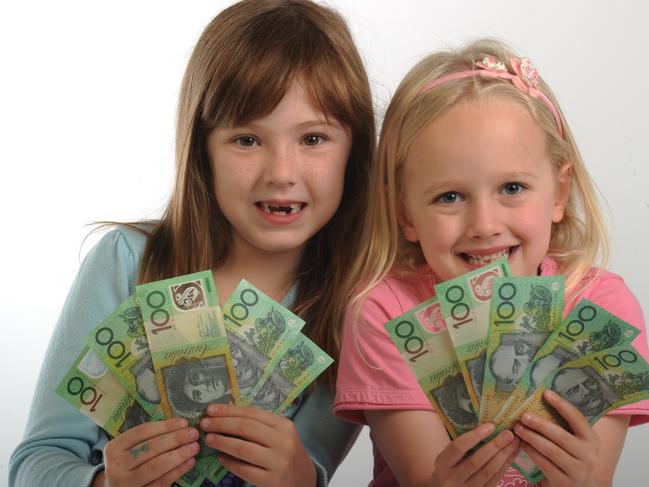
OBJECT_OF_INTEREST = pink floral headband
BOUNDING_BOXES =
[416,56,564,138]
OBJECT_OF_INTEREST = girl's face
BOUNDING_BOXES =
[207,80,351,261]
[401,97,571,281]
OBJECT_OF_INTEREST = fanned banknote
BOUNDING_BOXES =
[56,346,151,436]
[385,296,478,437]
[137,270,238,486]
[86,294,165,420]
[479,275,564,423]
[495,299,640,423]
[503,345,649,484]
[249,333,333,414]
[435,260,511,411]
[222,280,304,404]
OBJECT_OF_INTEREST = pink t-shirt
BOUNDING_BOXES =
[334,258,649,487]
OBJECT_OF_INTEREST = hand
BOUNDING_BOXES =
[513,390,600,487]
[200,403,316,487]
[97,418,199,487]
[430,423,520,487]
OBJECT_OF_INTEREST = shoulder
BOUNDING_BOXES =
[571,268,644,327]
[360,272,436,324]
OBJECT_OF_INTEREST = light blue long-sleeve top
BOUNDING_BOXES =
[9,226,360,487]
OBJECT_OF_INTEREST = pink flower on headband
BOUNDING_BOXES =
[510,57,541,96]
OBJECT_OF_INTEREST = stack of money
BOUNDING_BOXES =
[385,261,649,484]
[57,270,333,487]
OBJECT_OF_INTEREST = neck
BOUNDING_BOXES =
[213,241,303,305]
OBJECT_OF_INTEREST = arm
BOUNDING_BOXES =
[365,409,449,486]
[591,414,629,487]
[9,229,143,487]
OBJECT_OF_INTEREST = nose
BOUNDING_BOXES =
[264,144,297,186]
[466,197,503,240]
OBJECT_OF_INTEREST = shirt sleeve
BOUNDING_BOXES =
[333,281,433,425]
[9,229,141,486]
[292,385,361,486]
[580,272,649,427]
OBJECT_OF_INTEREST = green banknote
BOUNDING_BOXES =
[222,280,304,404]
[249,333,333,414]
[385,296,478,437]
[435,260,511,411]
[480,275,564,423]
[86,294,165,420]
[504,345,649,484]
[495,299,640,423]
[56,346,151,437]
[137,270,238,486]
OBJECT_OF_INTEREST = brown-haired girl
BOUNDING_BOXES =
[10,1,375,486]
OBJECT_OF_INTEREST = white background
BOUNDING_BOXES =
[1,1,648,485]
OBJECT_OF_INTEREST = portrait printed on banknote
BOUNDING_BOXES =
[163,355,233,416]
[489,332,547,391]
[550,365,620,419]
[430,373,476,429]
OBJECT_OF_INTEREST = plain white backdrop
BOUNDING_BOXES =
[1,1,648,485]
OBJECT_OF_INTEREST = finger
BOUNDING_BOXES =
[127,427,200,470]
[113,418,189,451]
[144,456,196,487]
[217,453,267,486]
[518,411,584,460]
[206,403,282,427]
[484,444,521,486]
[201,416,277,448]
[460,430,518,484]
[520,442,568,485]
[514,422,576,475]
[133,442,200,486]
[438,423,497,468]
[543,389,595,440]
[206,432,269,468]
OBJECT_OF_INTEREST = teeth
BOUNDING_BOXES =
[259,202,303,215]
[463,248,510,266]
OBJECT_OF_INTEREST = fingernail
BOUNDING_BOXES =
[480,423,496,435]
[544,389,557,400]
[190,442,199,453]
[521,412,534,423]
[200,418,211,429]
[496,430,513,447]
[176,418,188,428]
[208,404,219,415]
[514,423,526,435]
[187,428,199,440]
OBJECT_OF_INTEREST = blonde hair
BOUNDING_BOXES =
[351,38,607,310]
[130,0,375,387]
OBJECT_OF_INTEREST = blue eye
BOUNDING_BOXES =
[234,135,258,147]
[502,183,524,195]
[303,134,325,146]
[437,192,461,204]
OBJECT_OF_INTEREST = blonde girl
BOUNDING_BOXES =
[10,1,375,486]
[334,39,649,487]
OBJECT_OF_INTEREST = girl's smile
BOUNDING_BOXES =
[401,96,572,281]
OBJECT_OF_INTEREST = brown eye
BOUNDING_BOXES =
[303,134,324,146]
[234,135,258,147]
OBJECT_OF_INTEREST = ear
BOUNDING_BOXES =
[398,203,420,243]
[552,163,573,223]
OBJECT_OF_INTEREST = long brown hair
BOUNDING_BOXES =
[135,0,374,387]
